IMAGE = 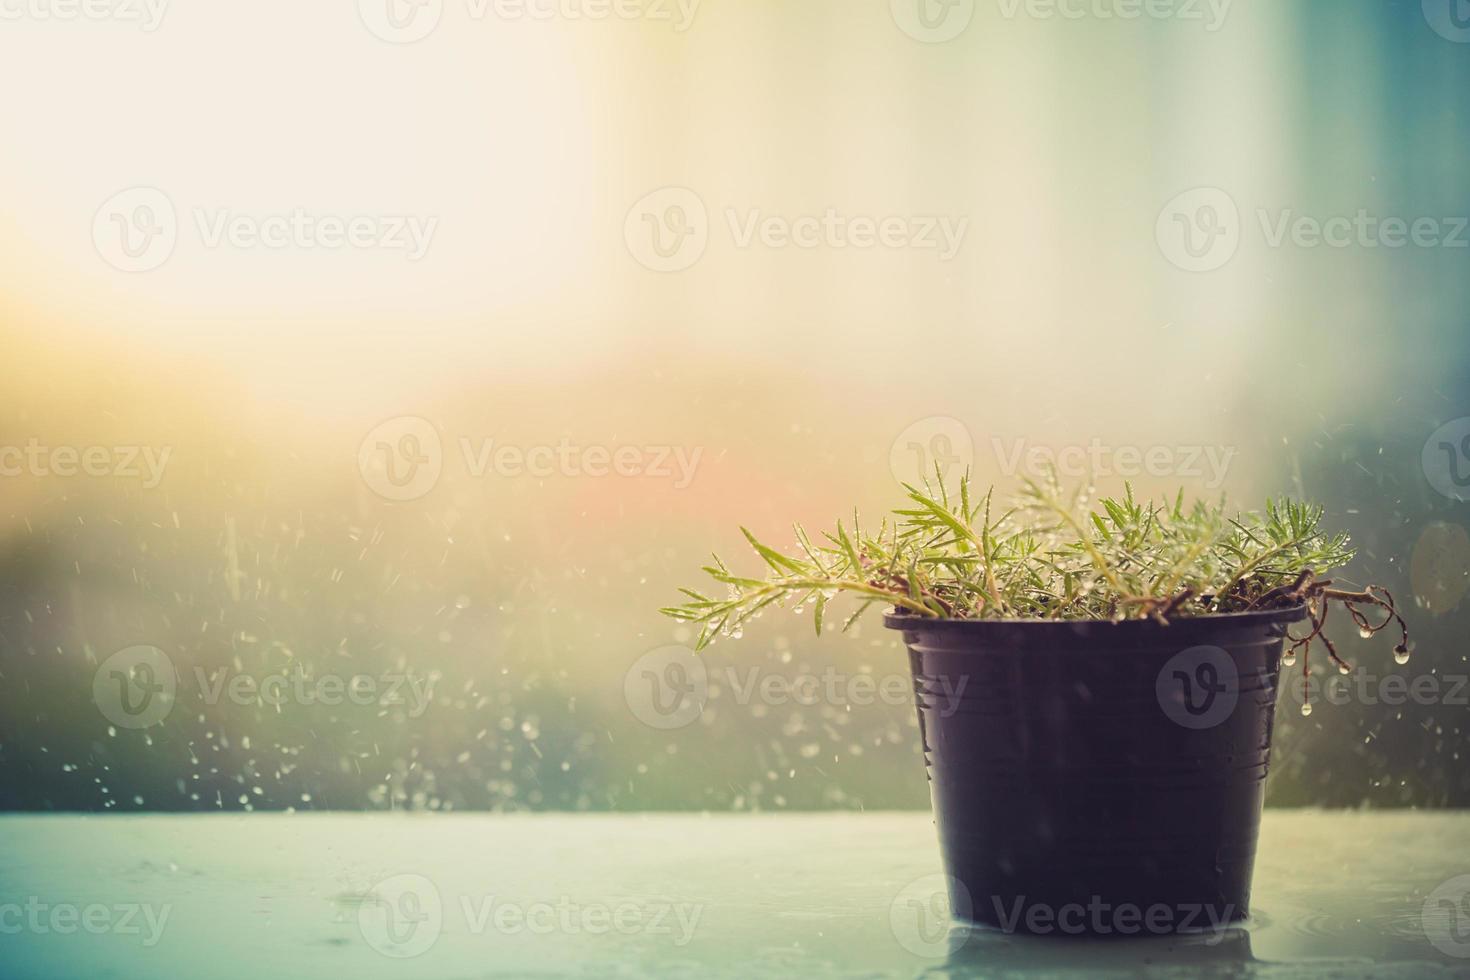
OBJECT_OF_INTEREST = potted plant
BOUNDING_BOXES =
[662,476,1410,935]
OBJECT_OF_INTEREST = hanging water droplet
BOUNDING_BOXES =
[1283,650,1297,667]
[1394,644,1410,665]
[1301,702,1313,717]
[1338,663,1352,675]
[1359,628,1373,639]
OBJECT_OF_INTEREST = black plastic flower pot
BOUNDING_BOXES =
[885,605,1307,937]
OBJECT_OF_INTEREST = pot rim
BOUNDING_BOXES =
[883,602,1308,634]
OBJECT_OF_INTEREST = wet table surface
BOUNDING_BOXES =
[2,811,1470,979]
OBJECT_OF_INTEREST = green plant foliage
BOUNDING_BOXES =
[662,473,1368,652]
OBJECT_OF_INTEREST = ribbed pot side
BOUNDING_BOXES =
[885,606,1307,935]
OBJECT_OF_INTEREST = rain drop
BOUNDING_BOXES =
[1394,644,1411,665]
[1301,702,1313,717]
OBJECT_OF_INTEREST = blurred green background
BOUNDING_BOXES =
[0,0,1467,811]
